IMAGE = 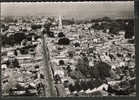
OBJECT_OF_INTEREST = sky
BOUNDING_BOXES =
[1,2,134,19]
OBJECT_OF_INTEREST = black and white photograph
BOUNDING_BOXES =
[1,1,135,97]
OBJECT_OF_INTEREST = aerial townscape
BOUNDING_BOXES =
[1,14,135,97]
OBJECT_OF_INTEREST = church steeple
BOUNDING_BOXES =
[58,15,62,31]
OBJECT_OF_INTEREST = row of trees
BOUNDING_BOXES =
[91,19,134,39]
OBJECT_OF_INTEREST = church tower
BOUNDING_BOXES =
[58,15,62,31]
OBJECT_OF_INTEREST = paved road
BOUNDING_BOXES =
[42,33,67,97]
[41,34,57,97]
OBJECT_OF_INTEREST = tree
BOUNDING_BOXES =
[58,32,65,38]
[69,68,85,79]
[47,31,55,37]
[92,62,112,80]
[102,17,111,22]
[58,37,70,45]
[14,32,26,44]
[31,24,42,30]
[6,58,20,68]
[109,21,121,35]
[4,16,17,23]
[59,60,65,65]
[67,50,74,58]
[74,42,80,47]
[80,80,88,90]
[76,55,90,77]
[74,80,82,92]
[124,21,134,39]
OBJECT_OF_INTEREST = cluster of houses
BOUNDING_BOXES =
[1,16,135,97]
[46,16,135,96]
[1,17,47,96]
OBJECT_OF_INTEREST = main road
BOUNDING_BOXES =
[41,33,57,97]
[41,31,67,97]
